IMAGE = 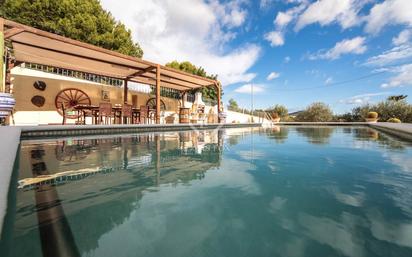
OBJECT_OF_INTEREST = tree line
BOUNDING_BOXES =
[227,95,412,123]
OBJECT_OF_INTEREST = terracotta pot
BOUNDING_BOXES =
[0,93,16,118]
[365,118,378,123]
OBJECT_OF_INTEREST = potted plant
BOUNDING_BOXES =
[387,118,401,123]
[365,112,379,123]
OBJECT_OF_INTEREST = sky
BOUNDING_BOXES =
[101,0,412,114]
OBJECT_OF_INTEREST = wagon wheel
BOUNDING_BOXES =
[55,88,91,119]
[146,98,166,111]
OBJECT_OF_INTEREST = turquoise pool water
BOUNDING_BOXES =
[1,126,412,257]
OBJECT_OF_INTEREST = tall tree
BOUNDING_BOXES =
[165,61,220,102]
[1,0,143,58]
[227,98,239,111]
[387,95,408,102]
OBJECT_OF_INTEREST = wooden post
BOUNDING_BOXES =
[123,79,128,104]
[216,82,221,123]
[182,91,187,108]
[156,64,161,124]
[0,18,5,93]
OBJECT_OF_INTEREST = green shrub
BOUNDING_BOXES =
[387,118,401,123]
[266,105,288,118]
[295,102,333,122]
[367,112,378,119]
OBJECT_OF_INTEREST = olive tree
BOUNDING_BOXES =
[296,102,333,122]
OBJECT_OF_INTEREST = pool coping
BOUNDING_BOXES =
[19,123,260,139]
[1,122,412,236]
[0,127,21,235]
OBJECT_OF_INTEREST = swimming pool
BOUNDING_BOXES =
[2,126,412,257]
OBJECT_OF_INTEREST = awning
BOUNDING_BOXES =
[3,18,218,92]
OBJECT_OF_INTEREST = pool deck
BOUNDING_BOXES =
[1,122,412,236]
[369,123,412,141]
[0,127,21,234]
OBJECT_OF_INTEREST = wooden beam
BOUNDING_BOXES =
[156,64,161,124]
[123,79,128,104]
[3,18,158,68]
[127,66,156,78]
[4,28,24,39]
[138,73,196,90]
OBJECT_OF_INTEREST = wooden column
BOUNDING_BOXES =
[0,18,5,93]
[156,64,161,124]
[182,91,187,108]
[216,82,221,122]
[123,79,128,104]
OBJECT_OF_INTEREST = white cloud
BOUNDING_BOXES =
[295,0,366,31]
[381,63,412,88]
[209,0,248,28]
[267,71,280,80]
[275,11,294,28]
[325,77,334,85]
[284,56,291,63]
[339,92,392,105]
[393,29,412,46]
[234,84,265,94]
[265,2,307,47]
[100,0,260,86]
[364,44,412,66]
[309,37,367,60]
[365,0,412,34]
[264,31,285,46]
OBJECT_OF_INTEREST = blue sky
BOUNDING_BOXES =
[102,0,412,114]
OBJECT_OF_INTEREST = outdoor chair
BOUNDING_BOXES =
[139,105,149,124]
[99,103,113,125]
[122,104,133,124]
[61,103,66,125]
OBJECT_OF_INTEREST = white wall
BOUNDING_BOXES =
[225,110,271,124]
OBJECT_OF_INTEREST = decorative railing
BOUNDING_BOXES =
[24,63,124,87]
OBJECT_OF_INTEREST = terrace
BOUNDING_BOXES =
[0,18,222,126]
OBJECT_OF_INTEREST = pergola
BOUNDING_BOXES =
[0,18,222,124]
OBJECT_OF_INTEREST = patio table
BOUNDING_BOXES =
[73,104,146,125]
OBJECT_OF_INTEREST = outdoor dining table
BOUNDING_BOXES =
[73,104,144,125]
[73,104,155,125]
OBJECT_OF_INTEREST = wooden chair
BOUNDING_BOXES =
[99,103,113,124]
[61,103,66,125]
[122,104,133,124]
[140,105,148,124]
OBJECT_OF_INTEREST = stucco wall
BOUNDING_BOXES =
[11,72,182,125]
[225,110,271,124]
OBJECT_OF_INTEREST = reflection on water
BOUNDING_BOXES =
[295,126,335,144]
[2,127,412,257]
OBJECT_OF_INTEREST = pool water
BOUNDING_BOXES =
[1,126,412,257]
